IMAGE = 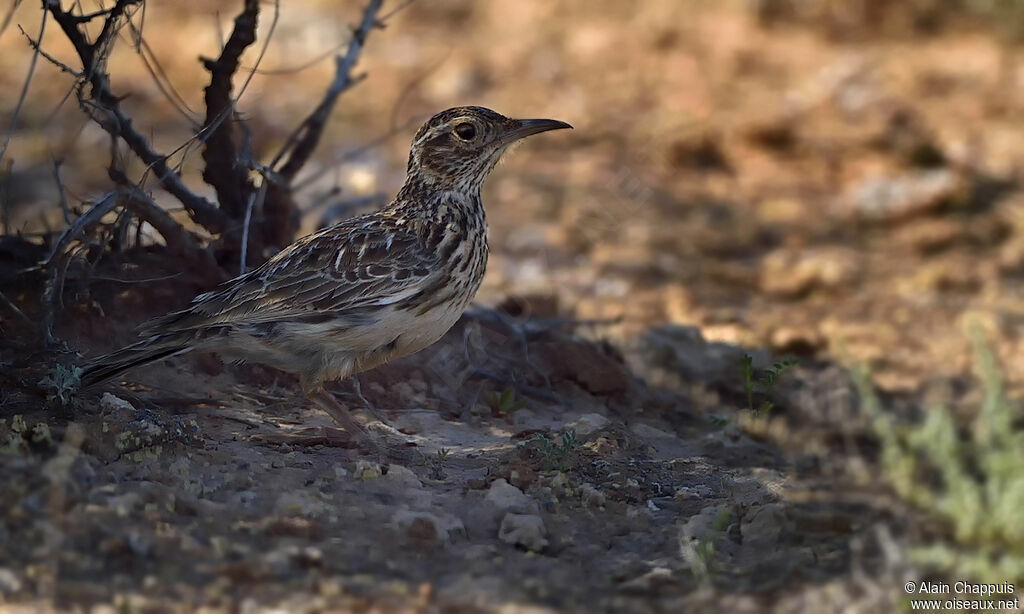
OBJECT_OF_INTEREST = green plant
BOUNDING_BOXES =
[709,414,730,428]
[741,354,797,416]
[487,387,527,423]
[38,364,83,406]
[530,429,578,472]
[428,447,450,480]
[681,508,732,582]
[854,328,1024,584]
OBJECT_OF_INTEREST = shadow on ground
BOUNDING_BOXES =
[0,242,897,613]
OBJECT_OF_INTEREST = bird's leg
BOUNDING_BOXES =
[309,386,419,464]
[350,374,386,423]
[306,387,375,446]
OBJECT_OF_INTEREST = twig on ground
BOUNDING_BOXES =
[0,289,32,326]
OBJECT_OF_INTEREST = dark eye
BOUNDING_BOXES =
[453,122,476,140]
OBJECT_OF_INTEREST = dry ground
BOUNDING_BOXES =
[2,1,1024,612]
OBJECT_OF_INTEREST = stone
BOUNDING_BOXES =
[484,478,537,513]
[393,510,465,547]
[567,413,609,436]
[741,503,790,549]
[580,483,606,507]
[498,513,548,551]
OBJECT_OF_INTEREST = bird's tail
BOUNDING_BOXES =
[80,334,195,388]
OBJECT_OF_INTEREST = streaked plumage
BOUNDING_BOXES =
[81,106,571,448]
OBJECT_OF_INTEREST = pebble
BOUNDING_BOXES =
[498,513,548,551]
[484,478,537,513]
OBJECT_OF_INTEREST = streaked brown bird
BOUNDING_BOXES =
[81,106,571,450]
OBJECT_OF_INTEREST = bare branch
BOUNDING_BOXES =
[127,21,200,123]
[238,180,266,275]
[1,159,10,234]
[46,0,229,234]
[118,185,215,269]
[18,24,82,77]
[272,0,384,181]
[0,4,45,168]
[199,0,259,220]
[0,0,23,38]
[42,191,119,268]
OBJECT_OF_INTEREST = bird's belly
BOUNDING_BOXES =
[391,301,465,357]
[276,300,465,366]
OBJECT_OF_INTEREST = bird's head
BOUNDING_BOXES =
[404,106,572,194]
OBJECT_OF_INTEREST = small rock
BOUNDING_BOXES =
[769,326,825,355]
[484,478,537,513]
[678,505,737,573]
[630,423,674,441]
[639,325,764,385]
[674,485,713,500]
[741,503,791,549]
[383,464,422,488]
[354,460,382,480]
[567,413,609,436]
[393,510,465,546]
[580,483,606,507]
[842,169,962,223]
[548,473,570,497]
[100,393,135,413]
[619,566,678,593]
[30,422,52,446]
[498,513,548,551]
[759,247,859,298]
[0,568,23,594]
[534,339,631,396]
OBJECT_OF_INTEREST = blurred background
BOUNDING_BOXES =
[3,0,1024,611]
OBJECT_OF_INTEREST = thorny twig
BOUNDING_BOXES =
[271,0,384,180]
[47,0,229,234]
[126,20,199,123]
[0,4,46,168]
[0,0,23,38]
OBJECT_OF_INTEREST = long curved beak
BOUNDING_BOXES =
[500,118,573,145]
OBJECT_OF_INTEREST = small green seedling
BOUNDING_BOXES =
[487,387,527,423]
[741,354,797,416]
[530,428,578,472]
[38,364,83,406]
[428,447,451,480]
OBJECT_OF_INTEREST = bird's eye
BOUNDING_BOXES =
[453,122,477,140]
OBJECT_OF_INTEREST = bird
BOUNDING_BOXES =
[80,106,572,452]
